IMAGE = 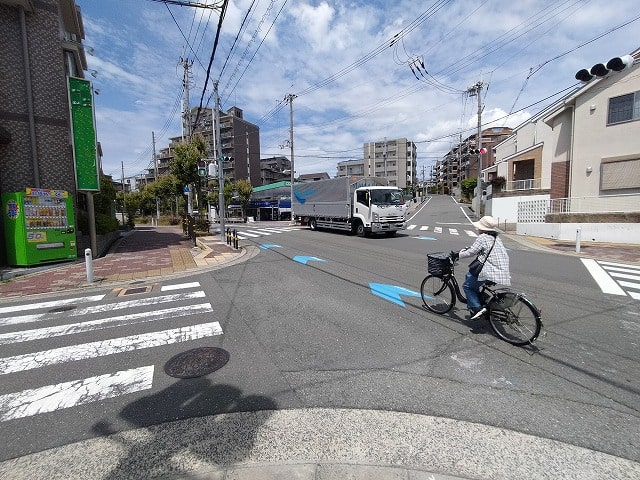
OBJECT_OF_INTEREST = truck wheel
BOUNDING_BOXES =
[309,218,317,231]
[355,221,366,237]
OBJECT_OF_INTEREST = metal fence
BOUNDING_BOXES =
[548,193,640,214]
[518,193,640,223]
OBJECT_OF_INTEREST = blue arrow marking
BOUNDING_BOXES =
[259,244,281,250]
[369,283,421,307]
[293,255,327,265]
[415,236,437,241]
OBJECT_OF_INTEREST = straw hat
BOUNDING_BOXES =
[472,215,498,232]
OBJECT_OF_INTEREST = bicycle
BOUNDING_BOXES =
[420,252,542,346]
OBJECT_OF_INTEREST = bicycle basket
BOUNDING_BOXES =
[427,252,451,276]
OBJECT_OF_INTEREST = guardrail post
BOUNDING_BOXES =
[85,248,94,283]
[576,227,581,253]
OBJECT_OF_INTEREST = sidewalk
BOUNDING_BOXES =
[0,225,248,299]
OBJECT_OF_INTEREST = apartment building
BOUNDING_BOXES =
[336,138,418,188]
[434,127,512,196]
[147,106,261,187]
[0,0,88,264]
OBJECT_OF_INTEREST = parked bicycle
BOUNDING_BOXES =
[420,252,542,346]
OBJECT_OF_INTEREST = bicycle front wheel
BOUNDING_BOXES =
[420,275,455,314]
[487,292,542,346]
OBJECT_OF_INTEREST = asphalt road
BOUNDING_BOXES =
[1,195,638,477]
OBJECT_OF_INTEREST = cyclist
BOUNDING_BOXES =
[452,216,511,320]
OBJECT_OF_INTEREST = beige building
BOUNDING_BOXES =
[336,138,417,189]
[487,47,640,242]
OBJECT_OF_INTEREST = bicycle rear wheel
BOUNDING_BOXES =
[420,275,455,314]
[487,292,541,346]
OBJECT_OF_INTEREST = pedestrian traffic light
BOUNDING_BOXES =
[208,162,218,177]
[197,160,207,177]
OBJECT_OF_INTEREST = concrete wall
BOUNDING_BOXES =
[516,222,640,244]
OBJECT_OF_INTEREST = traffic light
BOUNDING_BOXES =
[208,162,218,177]
[197,160,207,177]
[575,54,635,82]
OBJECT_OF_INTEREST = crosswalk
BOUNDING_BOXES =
[0,282,222,421]
[581,259,640,300]
[219,225,301,240]
[405,224,478,237]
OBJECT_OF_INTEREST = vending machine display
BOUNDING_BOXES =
[2,188,76,266]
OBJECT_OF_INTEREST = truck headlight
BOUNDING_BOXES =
[372,212,379,222]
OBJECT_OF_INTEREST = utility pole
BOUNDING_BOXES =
[286,93,296,225]
[213,81,225,241]
[180,57,193,141]
[120,161,126,226]
[467,81,484,214]
[152,131,159,223]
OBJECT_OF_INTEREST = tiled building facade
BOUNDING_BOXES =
[0,0,87,263]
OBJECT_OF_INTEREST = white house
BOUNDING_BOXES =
[486,47,640,244]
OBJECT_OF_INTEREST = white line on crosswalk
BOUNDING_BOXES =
[0,295,105,315]
[406,225,417,230]
[0,303,213,345]
[580,259,626,296]
[245,230,271,235]
[236,231,260,237]
[607,272,640,282]
[0,291,207,327]
[419,226,429,231]
[0,322,223,375]
[0,366,154,421]
[161,282,200,291]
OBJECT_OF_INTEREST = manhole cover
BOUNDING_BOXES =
[164,347,230,378]
[48,305,77,313]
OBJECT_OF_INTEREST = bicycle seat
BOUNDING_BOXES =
[484,281,496,287]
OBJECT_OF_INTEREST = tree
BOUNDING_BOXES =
[169,134,209,210]
[235,179,253,220]
[223,179,235,218]
[461,178,477,201]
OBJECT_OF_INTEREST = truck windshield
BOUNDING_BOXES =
[369,189,403,205]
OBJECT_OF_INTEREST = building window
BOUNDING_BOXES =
[607,91,640,124]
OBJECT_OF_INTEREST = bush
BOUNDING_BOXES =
[95,213,119,234]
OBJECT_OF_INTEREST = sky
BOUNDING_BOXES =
[76,0,639,182]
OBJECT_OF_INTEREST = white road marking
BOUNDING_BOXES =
[0,322,223,375]
[406,224,417,230]
[0,303,213,345]
[0,295,105,315]
[236,231,260,237]
[607,272,640,282]
[0,366,154,421]
[466,230,478,237]
[420,226,430,231]
[161,282,200,291]
[0,291,207,327]
[245,230,271,235]
[434,227,442,233]
[580,259,626,296]
[449,228,459,235]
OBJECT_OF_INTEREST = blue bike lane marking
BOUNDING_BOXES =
[269,249,420,307]
[369,283,421,307]
[293,255,327,265]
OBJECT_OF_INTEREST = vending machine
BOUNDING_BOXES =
[2,188,77,266]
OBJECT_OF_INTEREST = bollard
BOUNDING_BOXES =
[576,227,581,253]
[85,248,94,283]
[226,228,231,245]
[233,229,238,249]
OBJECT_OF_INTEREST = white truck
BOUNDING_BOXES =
[292,176,407,236]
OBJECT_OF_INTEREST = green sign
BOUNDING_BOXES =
[68,77,100,191]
